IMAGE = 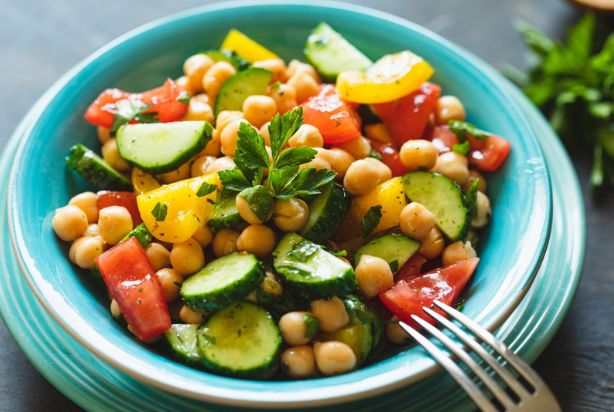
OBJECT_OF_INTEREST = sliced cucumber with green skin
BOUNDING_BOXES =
[120,223,152,248]
[207,189,244,229]
[66,144,131,190]
[116,121,212,174]
[402,171,469,240]
[202,49,250,71]
[304,23,372,80]
[197,301,281,378]
[273,233,357,300]
[165,324,202,363]
[354,233,420,273]
[181,252,264,312]
[213,67,273,116]
[300,183,350,244]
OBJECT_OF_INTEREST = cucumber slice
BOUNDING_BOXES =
[402,171,468,240]
[304,23,372,80]
[273,233,357,300]
[207,189,244,229]
[181,252,264,312]
[120,223,152,248]
[165,324,202,363]
[66,144,131,190]
[116,121,213,174]
[197,301,281,378]
[202,49,250,71]
[213,67,273,116]
[354,233,420,273]
[300,183,350,244]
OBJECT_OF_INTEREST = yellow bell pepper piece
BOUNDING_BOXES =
[220,29,279,63]
[334,177,407,243]
[131,168,161,195]
[137,173,218,243]
[336,51,434,104]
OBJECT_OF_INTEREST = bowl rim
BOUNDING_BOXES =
[7,0,552,407]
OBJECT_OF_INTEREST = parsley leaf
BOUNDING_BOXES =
[268,107,303,160]
[269,165,300,199]
[110,99,154,134]
[234,122,269,184]
[275,147,317,169]
[452,140,470,155]
[368,148,383,161]
[290,168,336,197]
[196,181,217,197]
[288,240,320,262]
[465,179,479,221]
[151,202,168,222]
[449,120,490,140]
[217,168,251,192]
[361,205,382,238]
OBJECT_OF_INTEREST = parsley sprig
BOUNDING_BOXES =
[218,107,336,201]
[448,120,489,155]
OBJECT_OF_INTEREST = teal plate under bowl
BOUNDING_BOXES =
[4,1,558,408]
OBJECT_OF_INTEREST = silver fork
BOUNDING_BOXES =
[400,300,561,412]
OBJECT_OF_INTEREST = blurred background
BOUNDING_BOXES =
[0,1,612,411]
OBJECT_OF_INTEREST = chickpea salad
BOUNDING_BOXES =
[52,24,511,380]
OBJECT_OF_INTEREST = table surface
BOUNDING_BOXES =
[1,0,612,411]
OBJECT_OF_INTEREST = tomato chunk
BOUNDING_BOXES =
[468,135,511,172]
[372,83,441,147]
[379,258,479,328]
[371,141,409,177]
[98,191,142,226]
[429,125,459,154]
[84,89,130,129]
[96,237,171,341]
[302,85,361,144]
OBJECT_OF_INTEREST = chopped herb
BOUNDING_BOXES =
[389,260,399,273]
[178,91,191,104]
[452,140,470,155]
[368,148,383,161]
[449,120,490,141]
[151,202,168,222]
[271,81,281,90]
[332,249,348,257]
[361,205,383,238]
[196,181,217,197]
[110,99,156,134]
[288,240,320,262]
[303,314,320,339]
[465,179,480,221]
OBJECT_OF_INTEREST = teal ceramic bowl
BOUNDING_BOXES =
[8,1,551,408]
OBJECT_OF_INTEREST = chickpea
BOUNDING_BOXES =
[281,346,316,379]
[435,95,466,125]
[202,61,236,101]
[288,124,323,148]
[432,152,469,185]
[261,270,283,296]
[400,202,436,240]
[242,95,277,128]
[279,311,319,346]
[145,243,171,271]
[212,228,240,257]
[310,297,349,333]
[179,304,206,324]
[355,255,394,298]
[236,225,276,257]
[191,155,216,177]
[399,139,439,171]
[69,191,99,223]
[83,223,100,237]
[206,156,235,175]
[268,83,297,113]
[158,162,191,184]
[102,139,130,172]
[442,241,477,267]
[314,341,356,376]
[98,206,133,245]
[464,170,487,192]
[471,191,491,229]
[236,195,263,225]
[69,236,104,269]
[343,158,390,195]
[192,224,213,248]
[221,119,252,157]
[215,110,243,131]
[386,317,410,344]
[184,54,214,93]
[184,94,213,122]
[156,268,183,302]
[259,122,271,146]
[326,148,356,178]
[300,155,331,171]
[365,123,393,144]
[201,136,221,157]
[334,136,371,159]
[253,58,287,82]
[52,205,89,241]
[287,59,320,83]
[272,198,309,232]
[288,72,320,103]
[419,227,445,259]
[175,75,193,94]
[110,299,122,319]
[97,126,111,144]
[170,239,205,276]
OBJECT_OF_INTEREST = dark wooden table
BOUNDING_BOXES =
[1,1,612,411]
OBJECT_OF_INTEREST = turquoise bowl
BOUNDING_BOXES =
[8,1,551,408]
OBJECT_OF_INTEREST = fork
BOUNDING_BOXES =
[400,300,561,412]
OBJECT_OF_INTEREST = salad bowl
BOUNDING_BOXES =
[7,1,551,407]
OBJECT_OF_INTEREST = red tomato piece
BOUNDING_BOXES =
[395,255,428,282]
[98,191,142,226]
[429,125,459,154]
[84,89,130,129]
[468,134,511,172]
[371,141,409,177]
[372,83,441,147]
[96,237,171,341]
[302,84,361,144]
[379,258,479,328]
